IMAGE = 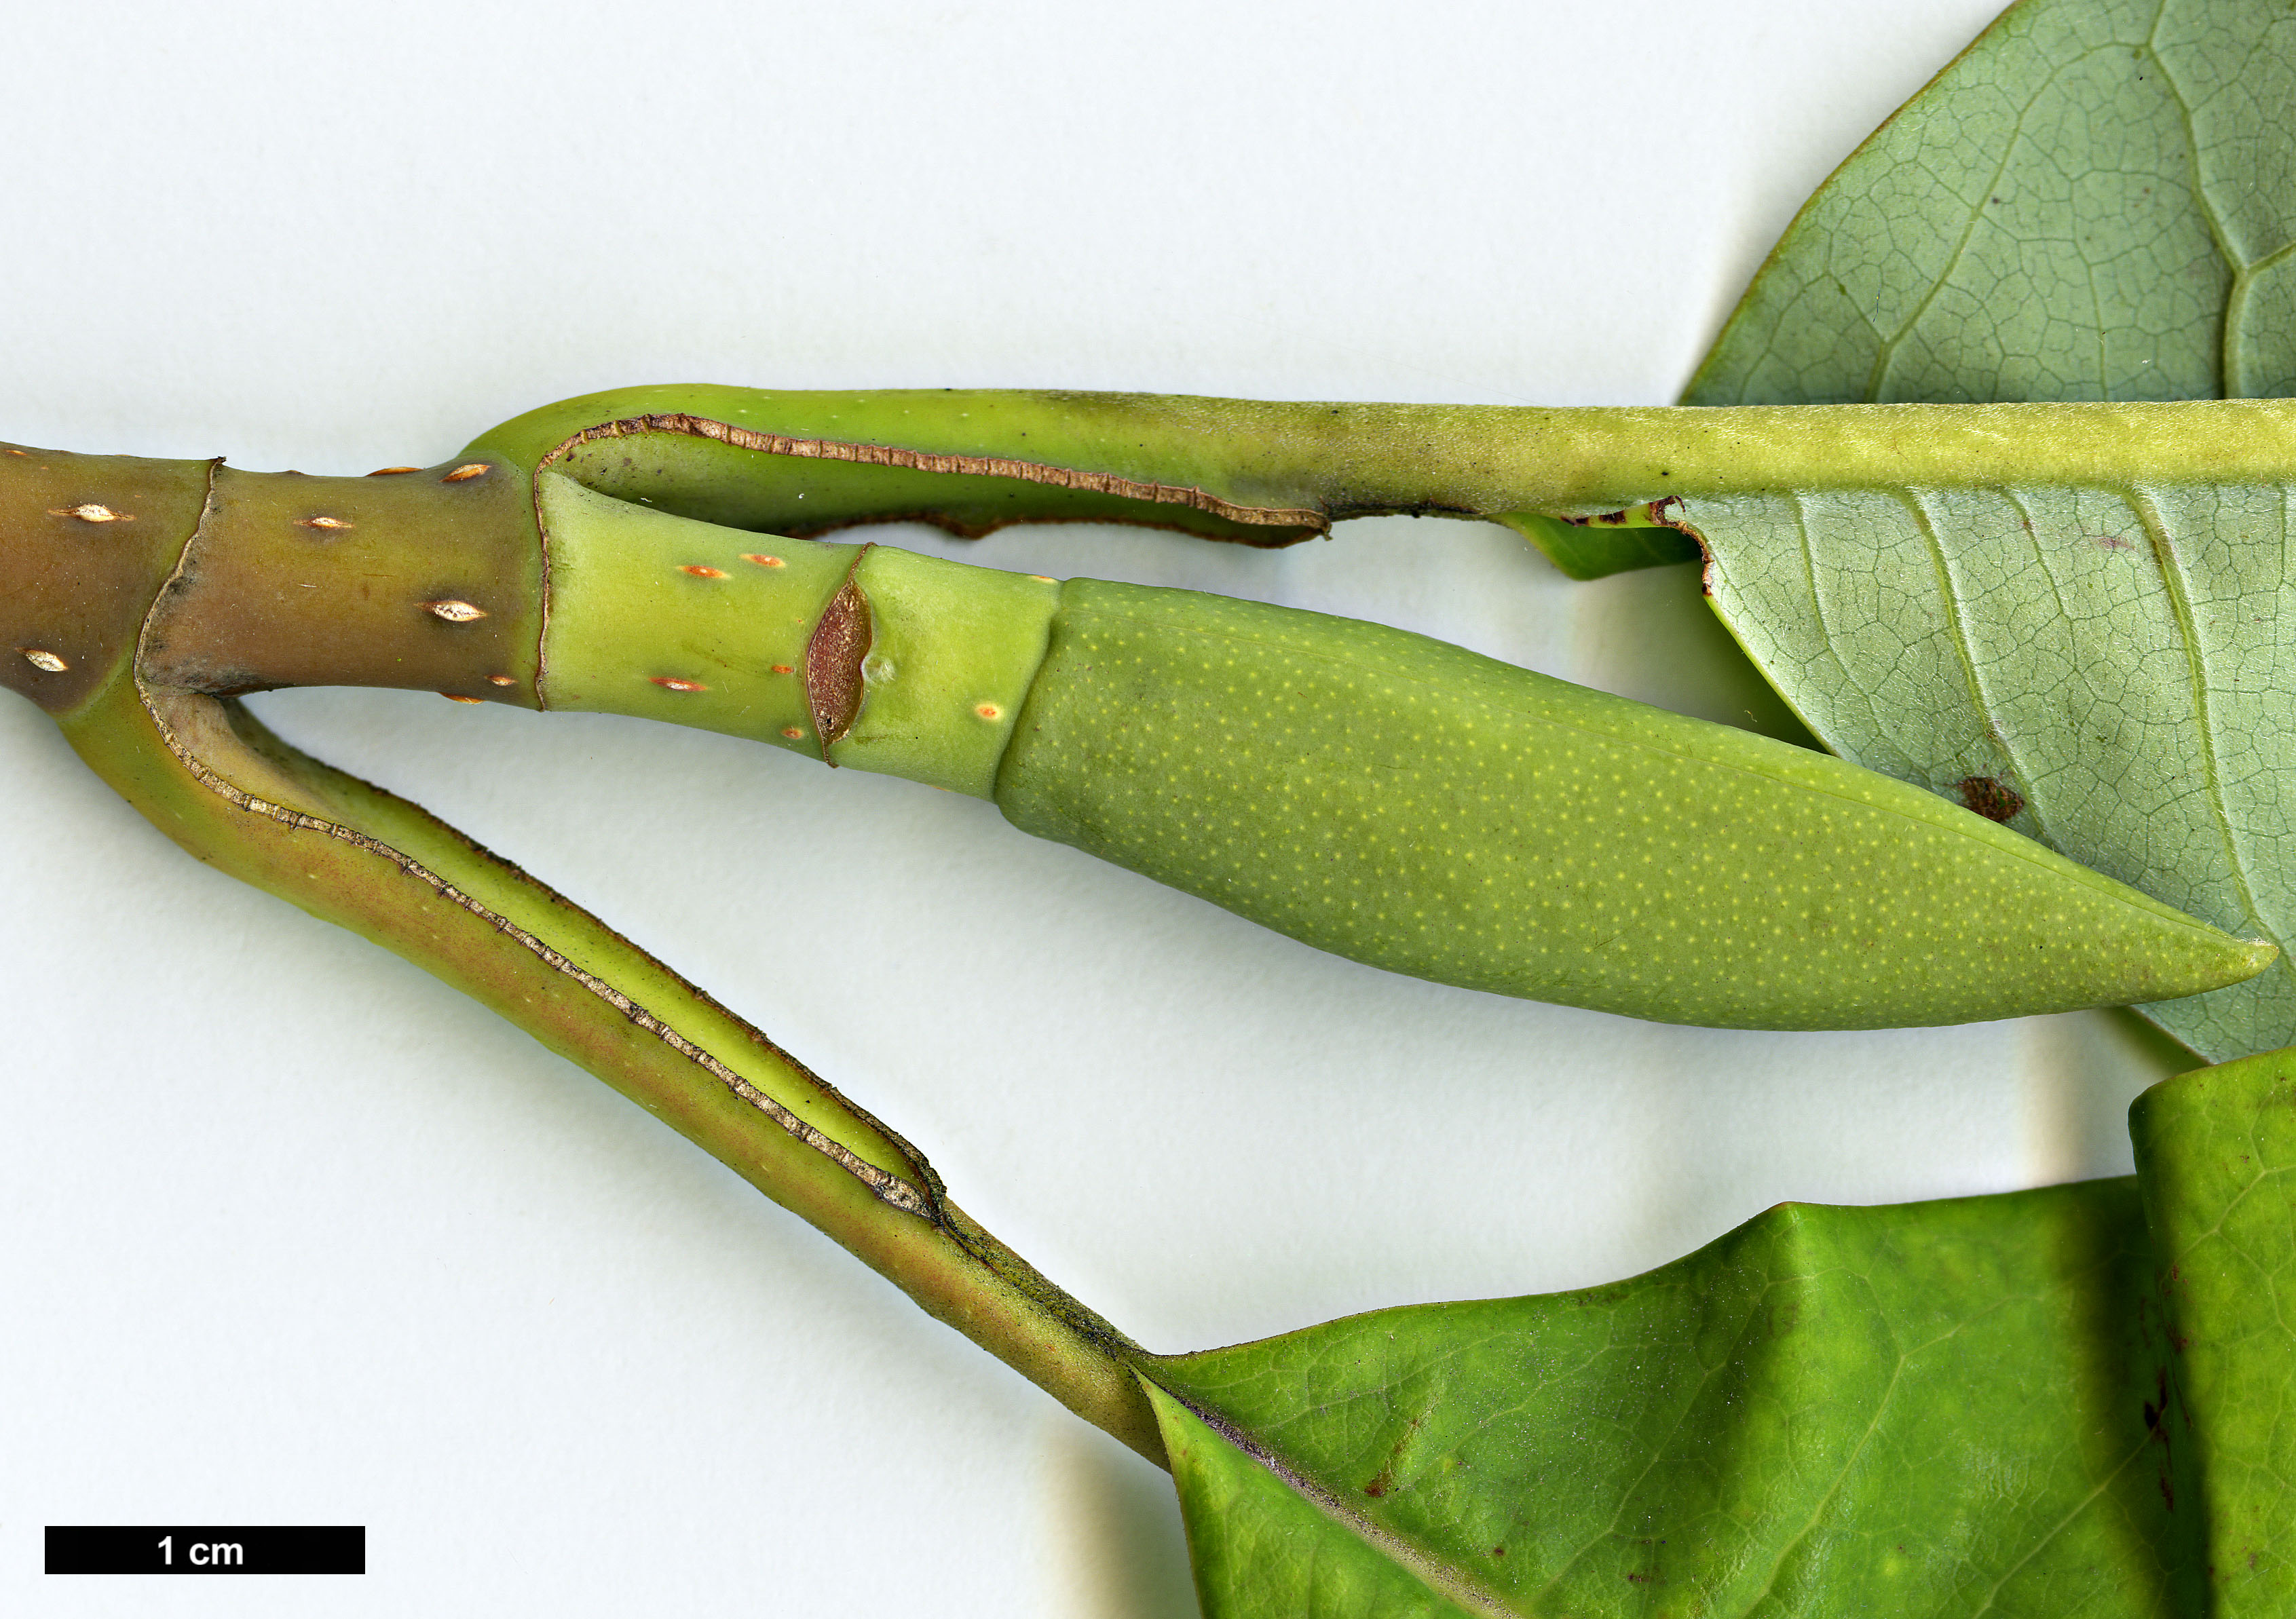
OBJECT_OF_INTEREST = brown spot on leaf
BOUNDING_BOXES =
[1358,1411,1425,1502]
[2147,1369,2178,1510]
[443,463,490,482]
[650,677,708,693]
[680,564,728,578]
[366,465,420,476]
[1955,776,2024,823]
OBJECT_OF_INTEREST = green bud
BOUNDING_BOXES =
[536,472,2271,1029]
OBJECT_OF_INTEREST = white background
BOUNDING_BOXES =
[0,2,2189,1614]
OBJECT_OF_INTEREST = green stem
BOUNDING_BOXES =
[2,439,1169,1462]
[22,387,2296,1463]
[470,388,2296,576]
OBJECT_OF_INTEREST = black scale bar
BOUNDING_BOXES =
[46,1526,364,1574]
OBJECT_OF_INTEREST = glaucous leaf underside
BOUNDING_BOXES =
[1676,0,2296,1061]
[1681,480,2296,1061]
[1684,0,2296,408]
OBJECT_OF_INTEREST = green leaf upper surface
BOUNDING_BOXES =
[2132,1047,2296,1616]
[1148,1179,2194,1618]
[1674,0,2296,1061]
[1683,0,2296,407]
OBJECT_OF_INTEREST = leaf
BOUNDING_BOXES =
[1670,0,2296,1061]
[14,5,2255,1616]
[1679,482,2296,1061]
[1683,0,2296,408]
[1144,1046,2296,1617]
[1148,1176,2195,1617]
[2132,1046,2296,1612]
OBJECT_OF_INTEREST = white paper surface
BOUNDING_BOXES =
[0,1,2187,1613]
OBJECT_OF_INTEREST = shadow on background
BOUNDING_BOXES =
[1042,1415,1201,1619]
[1570,558,1820,747]
[2022,1008,2194,1185]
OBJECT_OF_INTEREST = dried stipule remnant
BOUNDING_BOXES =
[805,556,873,762]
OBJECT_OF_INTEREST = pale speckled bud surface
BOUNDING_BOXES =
[506,402,2280,1031]
[992,581,2269,1029]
